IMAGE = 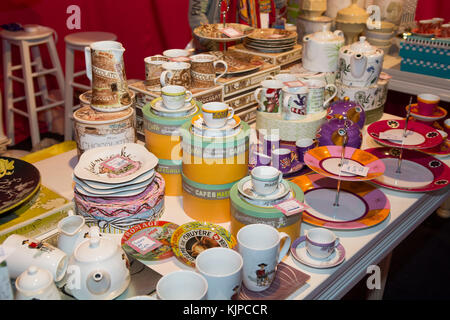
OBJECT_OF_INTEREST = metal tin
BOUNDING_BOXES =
[156,158,182,196]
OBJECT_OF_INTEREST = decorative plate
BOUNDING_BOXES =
[237,176,291,202]
[291,173,391,230]
[74,169,155,190]
[364,147,450,192]
[247,28,298,42]
[121,221,179,261]
[73,171,154,194]
[150,97,196,115]
[74,182,147,198]
[243,44,294,53]
[420,139,450,157]
[0,157,41,215]
[367,119,443,150]
[290,236,346,269]
[74,143,158,184]
[304,146,386,182]
[406,104,447,122]
[193,23,254,42]
[170,221,237,268]
[209,51,264,75]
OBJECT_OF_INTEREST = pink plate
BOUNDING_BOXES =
[304,145,385,182]
[364,147,450,192]
[367,119,443,150]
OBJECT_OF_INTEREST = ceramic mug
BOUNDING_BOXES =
[263,134,280,157]
[251,165,283,195]
[271,148,292,174]
[15,266,61,300]
[417,93,439,116]
[303,79,337,113]
[57,210,90,257]
[201,102,234,128]
[144,55,169,89]
[160,62,191,88]
[305,228,340,260]
[195,247,243,300]
[3,234,68,281]
[254,80,284,113]
[296,138,316,163]
[237,224,291,292]
[156,270,208,300]
[282,86,309,120]
[161,85,193,110]
[190,54,228,88]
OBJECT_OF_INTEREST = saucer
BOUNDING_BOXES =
[290,236,345,269]
[191,114,241,138]
[241,191,293,208]
[150,97,196,115]
[237,176,290,201]
[406,104,447,122]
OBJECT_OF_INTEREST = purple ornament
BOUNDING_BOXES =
[326,99,366,129]
[316,118,362,149]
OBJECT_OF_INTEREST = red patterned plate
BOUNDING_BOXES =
[420,139,450,157]
[406,104,447,122]
[364,147,450,192]
[304,146,385,182]
[367,119,443,149]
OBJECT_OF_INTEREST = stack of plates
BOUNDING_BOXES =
[244,28,297,53]
[73,143,164,234]
[237,176,293,208]
[150,97,198,118]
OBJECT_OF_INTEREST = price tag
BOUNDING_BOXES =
[126,234,162,255]
[274,199,310,217]
[379,131,404,141]
[340,160,369,177]
[220,27,244,38]
[284,80,305,88]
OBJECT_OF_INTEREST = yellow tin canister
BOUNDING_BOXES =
[156,158,182,196]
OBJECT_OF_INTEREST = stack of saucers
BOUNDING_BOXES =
[244,28,297,53]
[73,143,165,234]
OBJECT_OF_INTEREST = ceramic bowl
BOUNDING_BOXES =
[367,38,392,47]
[364,30,394,40]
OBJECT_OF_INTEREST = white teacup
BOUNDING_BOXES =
[201,102,234,128]
[156,270,208,300]
[196,247,243,300]
[251,166,283,195]
[305,228,340,260]
[161,85,192,110]
[237,224,291,292]
[3,234,68,281]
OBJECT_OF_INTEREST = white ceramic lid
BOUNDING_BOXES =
[307,25,344,42]
[349,36,378,53]
[74,227,118,263]
[16,266,53,292]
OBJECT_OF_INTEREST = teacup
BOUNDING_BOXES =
[237,224,291,292]
[161,85,193,110]
[163,49,190,59]
[271,148,292,174]
[295,138,316,163]
[302,79,337,113]
[251,165,283,195]
[160,61,191,87]
[195,247,243,300]
[417,93,439,116]
[156,270,208,300]
[254,80,284,113]
[201,102,234,128]
[305,228,340,260]
[190,54,228,88]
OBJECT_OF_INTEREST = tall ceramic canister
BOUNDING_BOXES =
[337,36,384,87]
[335,0,369,45]
[85,41,132,112]
[302,26,345,73]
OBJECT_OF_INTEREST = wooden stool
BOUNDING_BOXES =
[1,26,65,147]
[63,31,117,140]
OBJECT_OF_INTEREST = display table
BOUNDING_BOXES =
[382,54,450,102]
[33,113,450,300]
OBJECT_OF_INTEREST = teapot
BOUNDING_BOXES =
[57,210,90,257]
[65,226,130,300]
[302,26,345,73]
[337,36,384,87]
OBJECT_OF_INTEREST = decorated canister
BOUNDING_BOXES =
[73,105,136,157]
[365,72,391,125]
[156,158,182,196]
[74,173,165,234]
[143,101,200,160]
[182,173,236,223]
[180,121,250,185]
[229,180,304,241]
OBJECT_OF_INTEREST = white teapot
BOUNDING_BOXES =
[302,26,345,73]
[65,226,130,300]
[337,36,384,87]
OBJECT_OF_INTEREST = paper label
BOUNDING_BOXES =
[126,234,163,255]
[379,131,404,141]
[340,160,369,177]
[274,199,310,217]
[220,27,243,38]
